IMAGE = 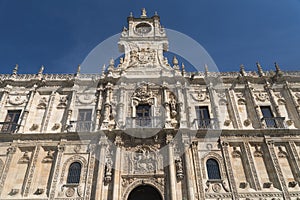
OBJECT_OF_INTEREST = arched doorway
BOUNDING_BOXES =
[127,185,162,200]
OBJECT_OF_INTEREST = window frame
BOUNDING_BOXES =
[1,110,22,133]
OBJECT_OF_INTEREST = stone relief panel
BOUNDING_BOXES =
[124,144,163,174]
[236,92,252,128]
[249,143,279,191]
[228,145,250,191]
[273,144,298,190]
[7,94,28,106]
[1,147,33,198]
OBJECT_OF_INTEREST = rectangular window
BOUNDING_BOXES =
[1,110,21,133]
[195,106,212,128]
[136,104,151,127]
[76,109,92,132]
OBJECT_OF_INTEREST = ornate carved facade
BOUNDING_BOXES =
[0,9,300,200]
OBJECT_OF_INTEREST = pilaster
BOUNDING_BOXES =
[183,142,195,200]
[166,134,177,200]
[95,137,108,199]
[0,146,16,196]
[241,142,261,190]
[190,141,205,200]
[220,141,239,200]
[49,144,65,199]
[22,145,41,197]
[265,140,291,200]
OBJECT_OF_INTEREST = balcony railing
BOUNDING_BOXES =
[125,117,163,129]
[67,121,95,132]
[262,117,285,128]
[194,118,217,129]
[0,122,20,133]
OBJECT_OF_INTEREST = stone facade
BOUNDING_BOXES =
[0,9,300,200]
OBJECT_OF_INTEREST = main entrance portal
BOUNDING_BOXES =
[127,185,162,200]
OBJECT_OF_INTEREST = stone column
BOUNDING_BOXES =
[264,140,291,200]
[117,86,125,128]
[220,140,239,200]
[101,83,112,129]
[0,146,16,196]
[112,135,123,200]
[95,86,103,130]
[166,134,177,200]
[95,137,108,200]
[183,142,195,200]
[176,82,187,128]
[283,82,300,127]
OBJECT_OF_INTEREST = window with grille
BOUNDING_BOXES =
[136,104,151,126]
[206,158,221,180]
[195,106,212,128]
[1,110,21,133]
[77,109,92,132]
[67,162,81,184]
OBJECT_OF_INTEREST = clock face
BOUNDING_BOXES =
[135,23,152,35]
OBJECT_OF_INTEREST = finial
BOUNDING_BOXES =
[12,64,18,75]
[275,62,281,72]
[108,58,115,71]
[154,11,158,16]
[181,63,186,75]
[109,58,115,66]
[204,64,209,76]
[240,64,245,76]
[256,62,264,77]
[38,65,44,75]
[141,8,147,18]
[129,12,133,17]
[76,65,81,74]
[172,56,178,66]
[102,64,106,74]
[275,62,283,77]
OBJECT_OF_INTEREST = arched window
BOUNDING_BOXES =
[206,158,221,180]
[67,162,81,184]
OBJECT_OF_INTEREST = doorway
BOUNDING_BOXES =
[127,185,162,200]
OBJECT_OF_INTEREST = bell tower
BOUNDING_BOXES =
[118,9,171,71]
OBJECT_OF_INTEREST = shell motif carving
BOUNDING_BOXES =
[8,95,27,105]
[191,91,208,102]
[77,94,95,104]
[255,92,269,102]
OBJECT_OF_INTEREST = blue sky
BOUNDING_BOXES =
[0,0,299,74]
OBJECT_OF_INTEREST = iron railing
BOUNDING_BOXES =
[0,122,20,133]
[262,117,285,128]
[194,118,217,129]
[126,117,163,129]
